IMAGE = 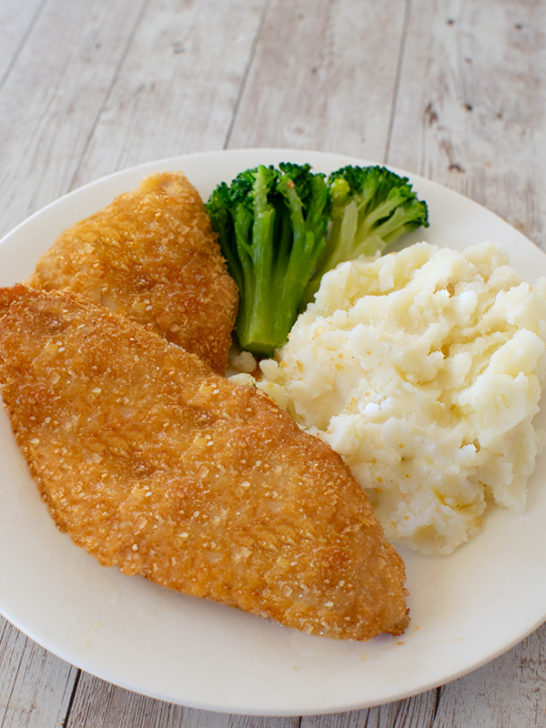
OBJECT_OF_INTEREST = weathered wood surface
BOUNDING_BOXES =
[0,0,544,725]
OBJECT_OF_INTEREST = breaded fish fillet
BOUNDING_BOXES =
[0,285,409,641]
[27,172,237,373]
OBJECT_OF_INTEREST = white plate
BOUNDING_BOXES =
[1,149,545,716]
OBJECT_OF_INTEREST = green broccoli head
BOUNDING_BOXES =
[207,161,429,356]
[303,165,429,302]
[206,163,330,356]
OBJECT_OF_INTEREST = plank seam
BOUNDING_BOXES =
[0,634,29,728]
[0,0,49,92]
[384,0,412,164]
[66,0,151,192]
[61,669,81,728]
[223,0,271,149]
[431,685,442,725]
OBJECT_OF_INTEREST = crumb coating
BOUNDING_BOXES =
[28,172,238,373]
[0,285,408,640]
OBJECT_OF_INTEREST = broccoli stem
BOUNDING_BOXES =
[272,173,327,345]
[236,171,277,355]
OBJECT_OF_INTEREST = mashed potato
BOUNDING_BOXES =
[258,242,546,555]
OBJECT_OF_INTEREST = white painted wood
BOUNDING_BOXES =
[227,0,408,159]
[0,0,544,726]
[387,0,546,249]
[0,620,76,727]
[0,0,45,80]
[70,0,268,189]
[65,673,300,728]
[0,0,148,236]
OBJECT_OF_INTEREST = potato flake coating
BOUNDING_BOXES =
[0,285,408,641]
[28,172,238,373]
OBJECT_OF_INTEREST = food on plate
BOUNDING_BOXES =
[0,284,409,641]
[257,242,546,555]
[206,162,428,356]
[206,163,330,356]
[28,172,238,373]
[303,164,429,303]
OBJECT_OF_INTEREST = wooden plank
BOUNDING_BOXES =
[301,689,438,728]
[0,0,148,237]
[70,0,268,189]
[433,622,546,727]
[387,0,546,248]
[65,672,300,728]
[227,0,408,159]
[0,619,76,728]
[0,0,46,82]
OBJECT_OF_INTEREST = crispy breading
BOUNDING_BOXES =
[27,172,237,373]
[0,285,409,641]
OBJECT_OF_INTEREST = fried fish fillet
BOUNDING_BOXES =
[0,285,409,640]
[27,172,237,373]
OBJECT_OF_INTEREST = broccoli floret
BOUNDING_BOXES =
[303,165,429,302]
[206,163,330,356]
[207,162,429,356]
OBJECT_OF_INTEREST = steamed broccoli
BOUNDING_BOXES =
[303,165,429,302]
[206,162,330,356]
[304,165,428,303]
[206,162,428,357]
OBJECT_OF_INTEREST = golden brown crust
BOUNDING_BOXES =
[0,285,408,640]
[27,172,238,373]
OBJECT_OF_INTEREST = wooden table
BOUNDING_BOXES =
[1,1,545,725]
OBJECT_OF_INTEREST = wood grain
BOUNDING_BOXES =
[0,0,147,236]
[0,0,544,726]
[66,673,300,728]
[228,0,408,158]
[70,0,268,188]
[388,0,546,246]
[0,0,45,83]
[0,620,76,727]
